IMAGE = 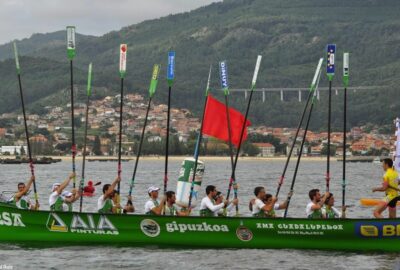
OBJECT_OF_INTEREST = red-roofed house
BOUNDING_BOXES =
[253,143,275,157]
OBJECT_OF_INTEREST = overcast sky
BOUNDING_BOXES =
[0,0,220,44]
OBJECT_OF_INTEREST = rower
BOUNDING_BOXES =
[214,191,238,217]
[49,172,75,211]
[144,186,166,215]
[97,176,120,214]
[322,193,345,218]
[372,158,400,218]
[306,189,330,219]
[199,185,231,217]
[164,191,190,216]
[8,175,39,210]
[251,186,277,218]
[249,191,293,218]
[61,189,80,212]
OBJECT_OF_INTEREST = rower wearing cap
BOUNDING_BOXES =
[199,185,231,217]
[251,187,277,217]
[164,191,190,216]
[144,186,166,215]
[372,158,400,218]
[97,176,120,214]
[8,175,39,210]
[49,172,75,211]
[61,189,80,212]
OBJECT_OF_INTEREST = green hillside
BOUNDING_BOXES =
[0,0,400,130]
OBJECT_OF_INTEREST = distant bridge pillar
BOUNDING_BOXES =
[298,90,302,102]
[280,90,284,101]
[262,91,265,102]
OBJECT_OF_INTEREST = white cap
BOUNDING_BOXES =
[52,183,60,192]
[61,191,73,197]
[147,186,160,194]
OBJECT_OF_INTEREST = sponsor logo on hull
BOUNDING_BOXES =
[46,213,118,235]
[356,222,400,238]
[0,211,25,227]
[166,221,229,233]
[140,219,161,237]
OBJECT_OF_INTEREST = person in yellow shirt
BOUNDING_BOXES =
[372,158,400,218]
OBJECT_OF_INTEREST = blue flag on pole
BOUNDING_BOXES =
[326,44,336,75]
[167,51,175,81]
[219,61,229,91]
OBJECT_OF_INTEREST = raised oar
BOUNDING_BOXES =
[67,26,77,189]
[13,42,39,209]
[79,63,93,212]
[342,52,349,217]
[116,44,127,208]
[284,58,323,218]
[219,61,235,170]
[275,75,316,197]
[219,61,236,216]
[326,44,336,192]
[164,51,175,199]
[128,64,160,197]
[188,65,212,209]
[224,55,262,215]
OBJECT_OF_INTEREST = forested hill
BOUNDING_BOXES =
[0,0,400,130]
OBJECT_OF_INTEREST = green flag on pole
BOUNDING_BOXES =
[343,52,349,87]
[87,63,92,96]
[149,64,160,97]
[67,26,76,60]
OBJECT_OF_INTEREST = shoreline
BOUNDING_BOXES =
[26,155,332,162]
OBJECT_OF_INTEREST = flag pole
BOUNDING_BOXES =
[326,44,336,193]
[79,63,93,212]
[164,51,175,199]
[342,52,349,217]
[115,44,127,212]
[224,55,262,215]
[284,58,323,217]
[188,65,212,209]
[13,42,39,210]
[128,64,160,197]
[67,26,77,189]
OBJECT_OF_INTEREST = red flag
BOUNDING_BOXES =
[202,95,251,147]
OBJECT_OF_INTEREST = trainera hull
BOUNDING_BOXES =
[0,204,398,251]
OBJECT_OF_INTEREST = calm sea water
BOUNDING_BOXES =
[0,159,399,270]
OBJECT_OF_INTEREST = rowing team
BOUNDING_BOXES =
[5,157,400,218]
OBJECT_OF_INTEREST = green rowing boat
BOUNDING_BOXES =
[0,203,399,251]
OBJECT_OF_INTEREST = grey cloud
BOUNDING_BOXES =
[0,0,220,44]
